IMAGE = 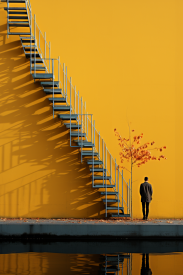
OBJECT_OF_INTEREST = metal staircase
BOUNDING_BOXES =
[100,253,131,275]
[2,0,131,218]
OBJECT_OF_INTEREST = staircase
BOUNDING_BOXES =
[2,0,131,218]
[100,253,131,275]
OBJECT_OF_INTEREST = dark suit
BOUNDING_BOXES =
[140,181,153,219]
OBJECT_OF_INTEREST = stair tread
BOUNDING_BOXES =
[41,81,59,87]
[8,16,28,19]
[101,192,118,195]
[90,168,106,172]
[8,11,27,14]
[58,114,78,120]
[87,160,103,164]
[94,185,115,188]
[103,199,119,203]
[4,7,27,10]
[48,98,66,102]
[8,32,31,35]
[70,132,86,137]
[64,123,81,129]
[32,73,53,79]
[94,176,110,180]
[107,206,123,210]
[9,21,29,23]
[53,106,70,110]
[44,89,62,94]
[81,151,98,156]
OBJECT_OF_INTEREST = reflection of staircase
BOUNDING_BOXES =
[2,0,131,218]
[100,254,130,275]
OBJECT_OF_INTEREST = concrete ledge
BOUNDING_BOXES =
[0,220,183,239]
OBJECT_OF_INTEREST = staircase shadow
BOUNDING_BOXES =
[0,23,105,218]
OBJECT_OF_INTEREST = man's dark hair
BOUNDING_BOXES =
[144,177,148,181]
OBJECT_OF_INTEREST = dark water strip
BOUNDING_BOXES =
[1,240,183,254]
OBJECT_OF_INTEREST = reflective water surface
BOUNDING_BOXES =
[0,241,183,274]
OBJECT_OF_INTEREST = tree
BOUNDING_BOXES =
[114,128,166,219]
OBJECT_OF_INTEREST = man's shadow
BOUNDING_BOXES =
[141,254,152,275]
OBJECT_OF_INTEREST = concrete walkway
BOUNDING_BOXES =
[0,218,183,239]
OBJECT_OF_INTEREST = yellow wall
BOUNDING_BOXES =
[0,0,182,218]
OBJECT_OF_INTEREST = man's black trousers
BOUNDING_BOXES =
[142,202,149,218]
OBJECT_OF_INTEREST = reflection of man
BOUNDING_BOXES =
[141,254,152,275]
[140,177,153,220]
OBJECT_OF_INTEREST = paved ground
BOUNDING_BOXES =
[0,218,182,225]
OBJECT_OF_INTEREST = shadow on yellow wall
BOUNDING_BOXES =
[0,15,105,218]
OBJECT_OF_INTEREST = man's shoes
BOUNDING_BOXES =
[146,216,148,220]
[143,216,146,220]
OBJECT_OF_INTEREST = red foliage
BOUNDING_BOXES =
[114,129,167,169]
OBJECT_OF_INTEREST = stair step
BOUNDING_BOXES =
[9,24,29,27]
[3,0,26,2]
[26,53,41,58]
[8,16,28,19]
[93,185,115,188]
[101,192,118,195]
[48,98,66,103]
[53,106,70,111]
[23,45,36,48]
[9,21,28,24]
[70,132,86,137]
[64,123,82,129]
[74,141,94,148]
[58,114,78,120]
[44,88,62,94]
[94,176,111,180]
[31,60,43,64]
[107,207,123,211]
[8,32,31,35]
[32,73,53,79]
[4,7,27,10]
[81,151,98,156]
[87,160,103,165]
[102,255,130,259]
[103,199,120,203]
[8,11,27,14]
[111,214,130,218]
[41,81,59,87]
[90,168,106,172]
[31,67,46,71]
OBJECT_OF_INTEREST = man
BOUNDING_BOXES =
[140,177,153,220]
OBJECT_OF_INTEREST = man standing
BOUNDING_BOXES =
[140,177,153,220]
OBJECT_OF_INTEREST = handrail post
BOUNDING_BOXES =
[105,144,107,218]
[63,63,65,97]
[110,154,112,184]
[81,97,83,163]
[7,0,9,38]
[84,102,86,133]
[49,42,51,73]
[58,57,60,89]
[99,132,100,160]
[118,168,119,216]
[30,6,32,74]
[44,32,46,59]
[92,115,94,188]
[102,139,104,187]
[34,14,36,76]
[74,86,76,113]
[52,59,54,119]
[122,170,124,210]
[70,77,72,147]
[66,66,67,103]
[115,159,116,191]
